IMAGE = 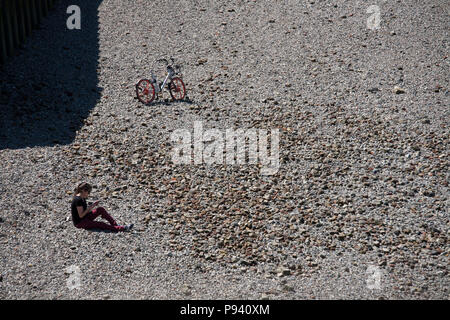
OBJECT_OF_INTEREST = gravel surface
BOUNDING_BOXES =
[0,0,448,299]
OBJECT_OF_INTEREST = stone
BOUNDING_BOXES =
[276,266,291,277]
[182,286,192,296]
[393,86,405,94]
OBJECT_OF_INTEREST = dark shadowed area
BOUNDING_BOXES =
[0,0,102,150]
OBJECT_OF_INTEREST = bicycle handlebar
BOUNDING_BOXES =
[156,57,175,66]
[153,57,182,75]
[156,58,168,65]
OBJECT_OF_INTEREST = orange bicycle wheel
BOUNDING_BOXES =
[169,77,186,101]
[136,79,155,104]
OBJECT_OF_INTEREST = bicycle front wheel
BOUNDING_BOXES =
[169,77,186,101]
[136,79,155,104]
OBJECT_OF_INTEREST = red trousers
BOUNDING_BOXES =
[75,207,123,232]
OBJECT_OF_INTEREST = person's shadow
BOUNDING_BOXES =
[87,228,115,233]
[0,0,102,150]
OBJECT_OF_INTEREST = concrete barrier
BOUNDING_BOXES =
[0,0,57,64]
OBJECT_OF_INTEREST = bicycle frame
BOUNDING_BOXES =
[152,67,175,93]
[151,58,178,93]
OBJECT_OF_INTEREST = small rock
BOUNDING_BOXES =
[276,266,291,277]
[423,190,435,197]
[143,214,152,223]
[182,286,192,296]
[282,285,295,292]
[393,86,405,94]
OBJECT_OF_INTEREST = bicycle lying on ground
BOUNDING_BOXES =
[136,57,186,104]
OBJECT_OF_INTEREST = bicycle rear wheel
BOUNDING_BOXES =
[136,79,155,104]
[169,77,186,101]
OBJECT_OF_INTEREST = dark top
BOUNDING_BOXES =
[71,196,86,225]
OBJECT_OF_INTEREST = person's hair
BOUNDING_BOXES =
[73,182,92,198]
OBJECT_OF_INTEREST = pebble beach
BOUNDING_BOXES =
[0,0,448,299]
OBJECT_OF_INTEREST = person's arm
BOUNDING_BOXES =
[77,201,99,219]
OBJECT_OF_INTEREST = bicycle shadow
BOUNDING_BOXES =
[135,96,196,107]
[0,0,102,150]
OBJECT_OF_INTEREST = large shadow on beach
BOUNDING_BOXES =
[0,0,102,150]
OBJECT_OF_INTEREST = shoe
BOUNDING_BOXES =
[114,225,125,232]
[124,224,134,231]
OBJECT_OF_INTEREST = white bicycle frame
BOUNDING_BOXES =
[151,59,176,93]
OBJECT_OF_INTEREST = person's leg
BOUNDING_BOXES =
[83,210,101,221]
[76,218,124,232]
[92,207,118,226]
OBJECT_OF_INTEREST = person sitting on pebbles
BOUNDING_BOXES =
[71,182,133,232]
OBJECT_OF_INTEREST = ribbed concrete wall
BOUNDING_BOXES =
[0,0,57,64]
